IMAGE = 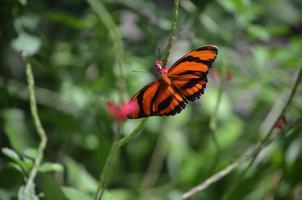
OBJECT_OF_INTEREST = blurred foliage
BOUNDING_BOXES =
[1,0,302,199]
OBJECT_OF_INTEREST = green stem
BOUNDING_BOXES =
[209,77,224,150]
[161,0,179,66]
[87,0,126,100]
[21,59,48,199]
[223,67,302,200]
[179,117,302,200]
[119,118,148,146]
[242,67,302,175]
[87,1,126,199]
[95,137,120,200]
[179,67,302,200]
[90,0,180,198]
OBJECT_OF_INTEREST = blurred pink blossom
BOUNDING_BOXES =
[274,115,287,129]
[212,69,219,81]
[211,68,232,81]
[226,71,232,80]
[106,100,135,123]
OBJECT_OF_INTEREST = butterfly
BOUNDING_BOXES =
[127,45,218,119]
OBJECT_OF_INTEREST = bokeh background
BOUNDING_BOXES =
[1,0,302,199]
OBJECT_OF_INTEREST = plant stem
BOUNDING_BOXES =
[87,0,126,100]
[242,68,302,176]
[209,76,224,150]
[95,135,120,200]
[179,161,240,200]
[21,59,48,199]
[161,0,179,66]
[178,67,302,200]
[139,0,180,188]
[87,1,126,199]
[178,117,302,200]
[140,132,167,188]
[91,0,180,198]
[119,118,148,146]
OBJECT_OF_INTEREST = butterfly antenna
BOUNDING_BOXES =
[131,70,148,73]
[158,48,161,60]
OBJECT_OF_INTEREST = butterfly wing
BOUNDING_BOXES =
[168,45,218,101]
[127,80,187,119]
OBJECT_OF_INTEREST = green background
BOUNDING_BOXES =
[1,0,302,199]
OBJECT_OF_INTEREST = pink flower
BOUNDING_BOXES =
[274,116,287,129]
[212,69,219,81]
[154,60,169,75]
[226,71,232,80]
[106,100,135,123]
[211,68,232,81]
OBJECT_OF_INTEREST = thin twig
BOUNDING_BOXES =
[95,137,120,200]
[87,1,126,199]
[210,63,230,150]
[140,133,168,188]
[161,0,179,66]
[20,59,48,199]
[209,76,224,150]
[119,118,148,146]
[265,170,283,200]
[86,0,126,100]
[178,68,302,200]
[242,68,302,176]
[140,0,180,188]
[179,161,241,200]
[179,117,302,200]
[223,68,302,200]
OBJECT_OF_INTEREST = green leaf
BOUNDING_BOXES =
[7,162,25,174]
[247,25,270,41]
[2,147,33,171]
[3,109,34,152]
[62,187,91,200]
[24,148,39,159]
[39,162,64,173]
[11,32,41,56]
[2,148,21,162]
[37,174,67,200]
[45,12,91,30]
[64,157,98,193]
[18,0,27,5]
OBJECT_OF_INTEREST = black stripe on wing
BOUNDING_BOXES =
[172,56,215,70]
[163,101,187,116]
[184,77,207,101]
[156,95,188,116]
[171,46,218,69]
[136,86,148,118]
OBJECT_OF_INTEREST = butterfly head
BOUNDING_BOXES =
[154,60,168,75]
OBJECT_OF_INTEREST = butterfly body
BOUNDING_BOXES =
[160,73,172,85]
[127,45,218,119]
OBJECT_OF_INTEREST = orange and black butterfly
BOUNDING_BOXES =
[127,45,218,119]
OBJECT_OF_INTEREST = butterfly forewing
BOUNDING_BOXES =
[168,45,218,101]
[155,85,187,116]
[168,45,218,75]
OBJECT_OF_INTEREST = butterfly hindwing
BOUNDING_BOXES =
[127,81,187,119]
[154,85,187,116]
[170,72,208,101]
